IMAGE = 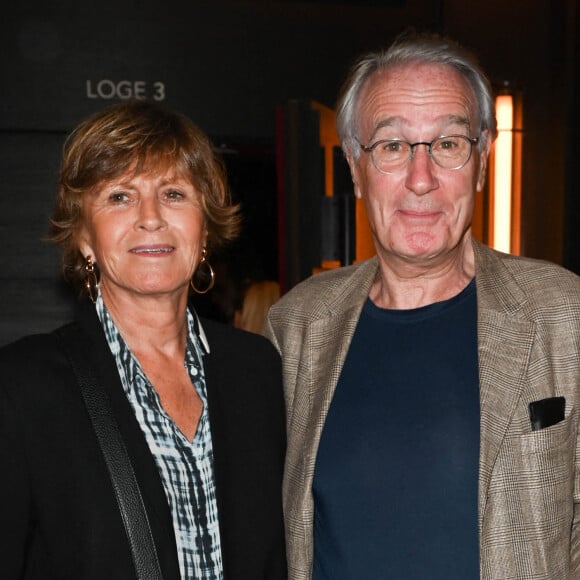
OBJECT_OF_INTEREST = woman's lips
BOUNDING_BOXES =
[130,245,175,255]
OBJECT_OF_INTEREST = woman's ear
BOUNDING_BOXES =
[77,227,95,262]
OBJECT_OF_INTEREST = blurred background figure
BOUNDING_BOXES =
[234,279,281,335]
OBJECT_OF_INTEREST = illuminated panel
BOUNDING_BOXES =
[493,95,514,252]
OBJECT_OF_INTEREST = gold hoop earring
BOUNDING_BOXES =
[191,248,215,294]
[85,255,99,304]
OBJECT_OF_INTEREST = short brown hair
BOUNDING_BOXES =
[48,99,240,288]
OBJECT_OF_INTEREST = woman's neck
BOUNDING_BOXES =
[100,286,189,357]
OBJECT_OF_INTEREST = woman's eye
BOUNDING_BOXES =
[108,192,129,202]
[165,189,185,200]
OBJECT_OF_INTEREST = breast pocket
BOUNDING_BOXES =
[518,404,577,519]
[520,404,577,455]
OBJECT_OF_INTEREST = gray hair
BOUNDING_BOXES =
[336,32,498,160]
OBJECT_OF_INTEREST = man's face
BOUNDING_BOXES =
[348,62,490,268]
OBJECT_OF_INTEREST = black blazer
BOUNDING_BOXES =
[0,300,287,579]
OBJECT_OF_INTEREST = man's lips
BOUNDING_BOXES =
[398,209,442,221]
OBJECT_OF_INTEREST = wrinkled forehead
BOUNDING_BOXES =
[86,153,194,196]
[356,62,478,138]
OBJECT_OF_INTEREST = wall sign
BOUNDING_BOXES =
[86,80,166,101]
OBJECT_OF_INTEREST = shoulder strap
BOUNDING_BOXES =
[56,323,163,580]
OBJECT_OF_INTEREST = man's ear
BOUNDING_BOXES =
[346,153,363,199]
[475,130,492,192]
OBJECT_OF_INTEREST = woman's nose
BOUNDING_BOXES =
[137,197,166,230]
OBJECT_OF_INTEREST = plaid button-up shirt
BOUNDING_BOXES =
[96,295,223,579]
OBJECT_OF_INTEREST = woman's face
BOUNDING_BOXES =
[78,166,205,303]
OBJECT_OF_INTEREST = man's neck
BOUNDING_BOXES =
[370,238,475,309]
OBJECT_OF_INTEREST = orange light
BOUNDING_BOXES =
[493,94,514,253]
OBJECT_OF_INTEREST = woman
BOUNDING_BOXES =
[0,100,287,579]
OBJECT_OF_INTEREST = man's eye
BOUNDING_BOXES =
[382,141,405,152]
[437,139,459,150]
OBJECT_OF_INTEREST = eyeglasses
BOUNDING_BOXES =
[357,134,480,174]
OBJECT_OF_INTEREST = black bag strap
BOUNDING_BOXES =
[56,323,163,580]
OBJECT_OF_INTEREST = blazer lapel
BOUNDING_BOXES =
[476,308,535,525]
[296,260,378,550]
[473,241,536,532]
[303,304,365,472]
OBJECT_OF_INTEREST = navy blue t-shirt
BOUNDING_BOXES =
[313,279,479,579]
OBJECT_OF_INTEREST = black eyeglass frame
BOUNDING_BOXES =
[356,134,480,174]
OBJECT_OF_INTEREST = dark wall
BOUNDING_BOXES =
[0,131,75,339]
[1,0,440,138]
[1,0,578,346]
[564,0,580,274]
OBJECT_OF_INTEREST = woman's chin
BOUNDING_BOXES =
[103,279,190,301]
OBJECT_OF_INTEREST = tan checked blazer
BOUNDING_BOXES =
[265,239,580,580]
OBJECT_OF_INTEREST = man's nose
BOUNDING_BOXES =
[404,144,438,196]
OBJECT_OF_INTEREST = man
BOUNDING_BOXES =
[265,32,580,579]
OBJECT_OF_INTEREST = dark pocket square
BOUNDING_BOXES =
[528,396,565,431]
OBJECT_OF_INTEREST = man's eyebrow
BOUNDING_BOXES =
[369,114,471,140]
[445,115,471,128]
[370,117,399,139]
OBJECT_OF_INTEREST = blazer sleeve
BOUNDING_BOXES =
[572,420,580,575]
